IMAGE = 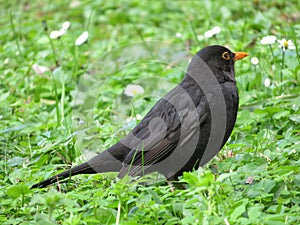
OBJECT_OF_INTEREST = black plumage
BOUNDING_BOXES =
[32,45,248,188]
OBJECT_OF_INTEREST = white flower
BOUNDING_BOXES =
[50,30,61,39]
[278,38,296,52]
[175,32,182,38]
[197,35,204,41]
[61,21,71,30]
[4,58,9,64]
[136,114,142,120]
[204,26,221,38]
[70,0,80,8]
[124,84,144,97]
[58,28,67,36]
[260,35,277,45]
[125,114,143,125]
[75,31,89,46]
[250,57,259,65]
[49,21,70,40]
[211,26,221,34]
[50,29,66,39]
[32,64,49,75]
[125,116,135,124]
[264,78,271,87]
[204,30,214,38]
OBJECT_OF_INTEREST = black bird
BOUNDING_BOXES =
[32,45,248,188]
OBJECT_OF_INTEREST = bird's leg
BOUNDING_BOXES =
[167,180,175,192]
[167,177,186,192]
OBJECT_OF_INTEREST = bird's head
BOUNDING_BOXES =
[194,45,248,83]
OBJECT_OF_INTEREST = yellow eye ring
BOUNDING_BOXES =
[222,51,230,60]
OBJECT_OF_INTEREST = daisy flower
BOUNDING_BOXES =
[62,21,71,30]
[75,31,89,46]
[49,21,71,39]
[211,26,221,35]
[124,84,144,97]
[204,30,214,38]
[278,39,295,52]
[175,33,182,38]
[277,38,295,82]
[264,78,271,87]
[260,35,277,45]
[50,30,61,39]
[204,26,221,38]
[250,57,259,65]
[260,35,277,60]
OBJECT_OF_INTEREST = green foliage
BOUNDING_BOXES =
[1,0,300,224]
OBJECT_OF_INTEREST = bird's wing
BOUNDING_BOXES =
[118,84,210,178]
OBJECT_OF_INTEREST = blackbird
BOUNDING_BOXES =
[32,45,248,188]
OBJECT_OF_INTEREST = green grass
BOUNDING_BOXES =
[1,0,300,224]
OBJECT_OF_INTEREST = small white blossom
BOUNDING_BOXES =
[124,84,144,97]
[211,26,221,34]
[58,28,67,36]
[260,35,277,45]
[50,30,61,39]
[125,114,143,125]
[32,64,49,75]
[4,58,9,64]
[175,32,182,38]
[264,78,271,87]
[136,114,142,120]
[278,38,295,52]
[75,31,89,46]
[125,116,135,124]
[70,0,80,8]
[61,21,71,30]
[224,218,230,225]
[204,26,221,38]
[250,57,259,65]
[49,21,70,39]
[204,30,214,38]
[197,35,204,41]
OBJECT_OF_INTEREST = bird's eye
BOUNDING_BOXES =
[222,51,230,60]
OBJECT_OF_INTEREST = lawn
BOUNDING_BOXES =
[1,0,300,224]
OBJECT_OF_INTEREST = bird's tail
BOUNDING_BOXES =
[31,162,97,188]
[31,143,127,188]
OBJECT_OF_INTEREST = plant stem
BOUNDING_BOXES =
[41,20,59,66]
[213,35,218,44]
[280,49,285,83]
[9,12,24,61]
[49,38,59,67]
[51,71,61,126]
[254,65,258,88]
[22,193,24,207]
[291,25,299,82]
[48,207,53,221]
[190,21,201,47]
[269,44,275,61]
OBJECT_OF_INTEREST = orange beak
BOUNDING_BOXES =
[234,52,249,61]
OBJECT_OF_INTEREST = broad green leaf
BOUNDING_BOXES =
[6,184,31,199]
[230,199,248,221]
